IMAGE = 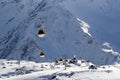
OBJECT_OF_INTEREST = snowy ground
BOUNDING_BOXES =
[0,59,120,80]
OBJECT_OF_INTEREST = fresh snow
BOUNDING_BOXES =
[102,42,120,56]
[77,18,91,36]
[0,59,120,80]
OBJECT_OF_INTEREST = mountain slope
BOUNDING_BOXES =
[61,0,120,51]
[0,0,119,65]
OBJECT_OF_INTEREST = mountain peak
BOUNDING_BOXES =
[0,0,119,65]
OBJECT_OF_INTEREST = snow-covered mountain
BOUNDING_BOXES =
[62,0,120,51]
[0,0,119,65]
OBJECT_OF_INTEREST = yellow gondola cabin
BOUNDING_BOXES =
[38,28,45,38]
[40,51,45,58]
